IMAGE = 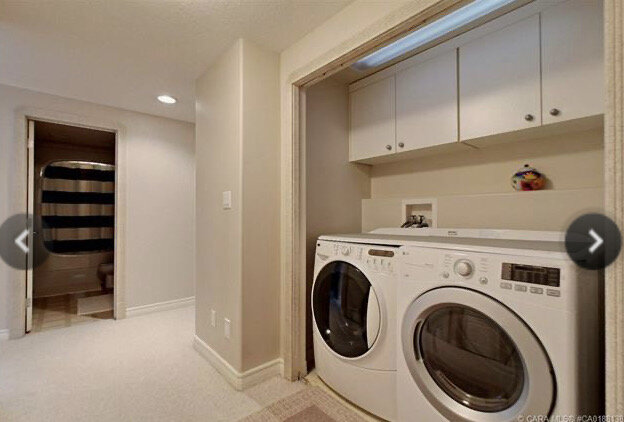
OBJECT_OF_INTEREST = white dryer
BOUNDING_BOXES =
[397,237,601,421]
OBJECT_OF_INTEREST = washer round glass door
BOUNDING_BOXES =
[313,261,380,358]
[402,288,554,421]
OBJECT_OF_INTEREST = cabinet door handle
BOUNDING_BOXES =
[524,114,534,122]
[398,142,405,148]
[385,144,392,151]
[550,108,560,116]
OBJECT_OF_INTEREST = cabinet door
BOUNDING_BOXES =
[396,50,458,152]
[349,76,395,161]
[459,15,541,141]
[541,0,603,124]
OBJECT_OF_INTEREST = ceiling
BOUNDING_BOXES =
[0,0,352,122]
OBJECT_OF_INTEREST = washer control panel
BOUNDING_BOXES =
[316,240,398,275]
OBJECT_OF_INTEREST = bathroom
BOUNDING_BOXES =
[30,120,116,332]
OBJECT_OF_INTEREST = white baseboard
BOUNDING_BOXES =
[0,329,10,341]
[193,335,283,391]
[126,296,195,318]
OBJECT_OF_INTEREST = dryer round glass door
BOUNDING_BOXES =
[419,306,523,412]
[313,261,380,358]
[402,288,554,421]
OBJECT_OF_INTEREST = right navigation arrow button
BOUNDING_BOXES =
[565,213,621,270]
[588,228,603,254]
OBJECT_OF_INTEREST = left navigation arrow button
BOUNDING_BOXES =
[14,229,29,254]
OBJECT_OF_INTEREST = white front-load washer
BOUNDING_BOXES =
[396,238,601,421]
[313,236,399,421]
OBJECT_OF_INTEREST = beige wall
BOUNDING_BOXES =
[363,188,604,231]
[0,83,195,335]
[195,39,280,374]
[363,128,604,231]
[305,78,370,365]
[240,40,281,372]
[195,40,244,371]
[371,128,604,198]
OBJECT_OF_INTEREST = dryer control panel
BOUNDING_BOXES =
[501,263,560,287]
[397,245,595,311]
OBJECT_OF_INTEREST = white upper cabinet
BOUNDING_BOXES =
[349,76,396,161]
[459,15,541,141]
[396,49,458,152]
[347,0,605,163]
[541,0,604,125]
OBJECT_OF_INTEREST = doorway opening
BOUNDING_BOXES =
[28,120,116,333]
[296,1,607,416]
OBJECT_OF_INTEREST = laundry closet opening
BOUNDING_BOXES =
[303,0,604,395]
[28,120,117,333]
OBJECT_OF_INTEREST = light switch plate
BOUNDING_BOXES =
[211,309,216,327]
[224,318,231,339]
[222,191,232,210]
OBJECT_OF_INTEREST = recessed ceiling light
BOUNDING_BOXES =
[157,95,177,104]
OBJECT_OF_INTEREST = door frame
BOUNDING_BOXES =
[14,108,127,335]
[280,0,624,414]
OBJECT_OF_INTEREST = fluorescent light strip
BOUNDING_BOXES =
[352,0,519,70]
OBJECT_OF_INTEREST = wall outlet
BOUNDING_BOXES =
[210,309,216,328]
[224,318,231,339]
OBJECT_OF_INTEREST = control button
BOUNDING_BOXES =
[529,287,544,295]
[546,289,561,297]
[454,260,474,277]
[565,213,621,270]
[514,284,527,292]
[500,282,512,290]
[441,271,450,279]
[479,277,488,285]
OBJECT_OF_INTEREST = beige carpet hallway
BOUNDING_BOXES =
[0,306,309,421]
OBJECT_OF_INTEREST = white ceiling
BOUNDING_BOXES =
[0,0,352,122]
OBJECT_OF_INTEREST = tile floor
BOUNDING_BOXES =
[31,292,113,333]
[0,306,306,421]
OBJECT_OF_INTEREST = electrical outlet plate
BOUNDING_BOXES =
[224,318,231,339]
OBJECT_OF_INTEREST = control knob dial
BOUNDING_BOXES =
[454,260,474,277]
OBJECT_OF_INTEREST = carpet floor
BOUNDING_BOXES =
[0,306,308,421]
